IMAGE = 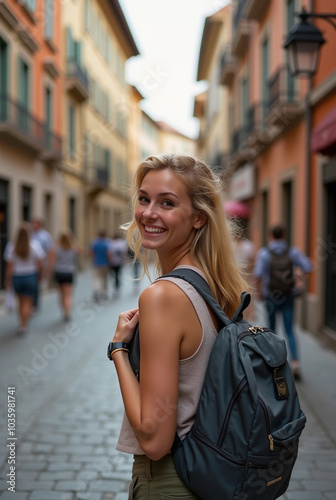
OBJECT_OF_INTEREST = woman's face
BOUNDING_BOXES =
[135,169,202,253]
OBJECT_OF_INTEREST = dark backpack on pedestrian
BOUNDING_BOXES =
[268,245,295,298]
[129,268,306,500]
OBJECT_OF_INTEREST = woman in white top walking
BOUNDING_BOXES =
[4,222,44,334]
[109,154,248,498]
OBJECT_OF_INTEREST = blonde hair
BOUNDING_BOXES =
[14,222,31,259]
[58,229,73,250]
[125,154,248,319]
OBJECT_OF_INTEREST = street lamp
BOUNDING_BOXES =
[284,7,336,77]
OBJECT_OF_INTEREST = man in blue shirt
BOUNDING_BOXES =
[90,230,110,302]
[254,225,313,379]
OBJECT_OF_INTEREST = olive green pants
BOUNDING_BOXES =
[128,454,200,499]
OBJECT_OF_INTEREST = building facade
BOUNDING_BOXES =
[195,0,336,345]
[0,0,63,288]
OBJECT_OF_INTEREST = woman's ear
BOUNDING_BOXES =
[194,212,207,229]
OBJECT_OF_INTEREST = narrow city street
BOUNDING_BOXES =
[0,266,336,500]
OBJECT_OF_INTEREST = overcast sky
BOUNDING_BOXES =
[119,0,230,139]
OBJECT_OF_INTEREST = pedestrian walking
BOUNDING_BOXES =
[108,233,128,294]
[53,229,79,322]
[4,221,44,334]
[108,154,247,499]
[31,218,54,311]
[254,224,313,379]
[90,230,110,302]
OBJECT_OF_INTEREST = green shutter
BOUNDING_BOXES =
[66,27,75,61]
[44,0,53,39]
[287,0,295,101]
[262,37,269,113]
[68,105,75,155]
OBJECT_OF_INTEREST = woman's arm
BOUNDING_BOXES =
[5,261,13,289]
[112,281,187,460]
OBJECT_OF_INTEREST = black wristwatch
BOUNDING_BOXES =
[107,342,130,361]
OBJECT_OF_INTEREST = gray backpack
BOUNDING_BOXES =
[268,245,295,298]
[162,268,306,500]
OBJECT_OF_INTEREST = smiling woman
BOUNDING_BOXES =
[108,153,247,499]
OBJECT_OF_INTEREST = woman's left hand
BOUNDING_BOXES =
[113,308,139,344]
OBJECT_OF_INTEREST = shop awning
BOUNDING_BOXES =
[311,106,336,156]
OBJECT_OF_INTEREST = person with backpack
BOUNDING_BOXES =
[254,224,313,379]
[108,154,248,499]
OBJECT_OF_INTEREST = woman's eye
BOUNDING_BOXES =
[138,196,149,203]
[162,200,174,207]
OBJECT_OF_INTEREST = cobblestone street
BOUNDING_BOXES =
[0,267,336,499]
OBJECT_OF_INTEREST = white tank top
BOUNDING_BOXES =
[115,266,218,455]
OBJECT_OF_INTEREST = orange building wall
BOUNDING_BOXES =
[256,121,307,249]
[8,0,63,135]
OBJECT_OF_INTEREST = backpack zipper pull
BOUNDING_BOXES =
[268,434,274,451]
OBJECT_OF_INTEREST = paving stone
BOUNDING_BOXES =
[89,480,126,492]
[55,480,87,491]
[0,492,29,500]
[16,480,55,491]
[29,492,73,500]
[302,480,336,491]
[286,491,326,500]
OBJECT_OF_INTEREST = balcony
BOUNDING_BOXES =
[231,126,253,164]
[246,101,274,149]
[245,0,269,21]
[266,65,302,128]
[0,94,45,154]
[0,95,63,160]
[220,48,236,86]
[40,130,63,163]
[85,164,110,196]
[232,0,249,57]
[66,59,89,102]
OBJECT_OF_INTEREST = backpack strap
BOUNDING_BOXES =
[231,292,251,323]
[162,268,244,327]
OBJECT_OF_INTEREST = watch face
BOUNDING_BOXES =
[107,342,113,360]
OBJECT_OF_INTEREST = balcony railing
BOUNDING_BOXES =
[231,126,251,159]
[245,101,274,148]
[0,94,45,152]
[220,48,236,86]
[232,0,249,58]
[66,59,89,102]
[266,65,301,127]
[0,94,63,159]
[233,0,247,31]
[85,163,110,195]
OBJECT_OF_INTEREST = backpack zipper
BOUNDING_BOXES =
[217,377,248,447]
[192,429,245,466]
[237,326,273,343]
[258,396,273,450]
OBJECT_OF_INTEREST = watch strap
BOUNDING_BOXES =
[107,341,130,360]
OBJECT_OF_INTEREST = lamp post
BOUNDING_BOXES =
[284,7,336,78]
[284,7,336,326]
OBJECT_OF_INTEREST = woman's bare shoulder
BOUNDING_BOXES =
[139,279,188,311]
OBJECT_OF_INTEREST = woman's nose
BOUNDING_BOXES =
[143,203,158,219]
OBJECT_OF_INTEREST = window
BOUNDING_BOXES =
[22,0,36,12]
[0,37,8,119]
[22,186,32,222]
[44,0,53,39]
[18,58,30,132]
[261,190,269,247]
[68,105,75,157]
[282,180,293,246]
[68,197,76,235]
[241,77,249,126]
[261,37,269,115]
[286,0,296,101]
[45,86,52,147]
[66,27,82,63]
